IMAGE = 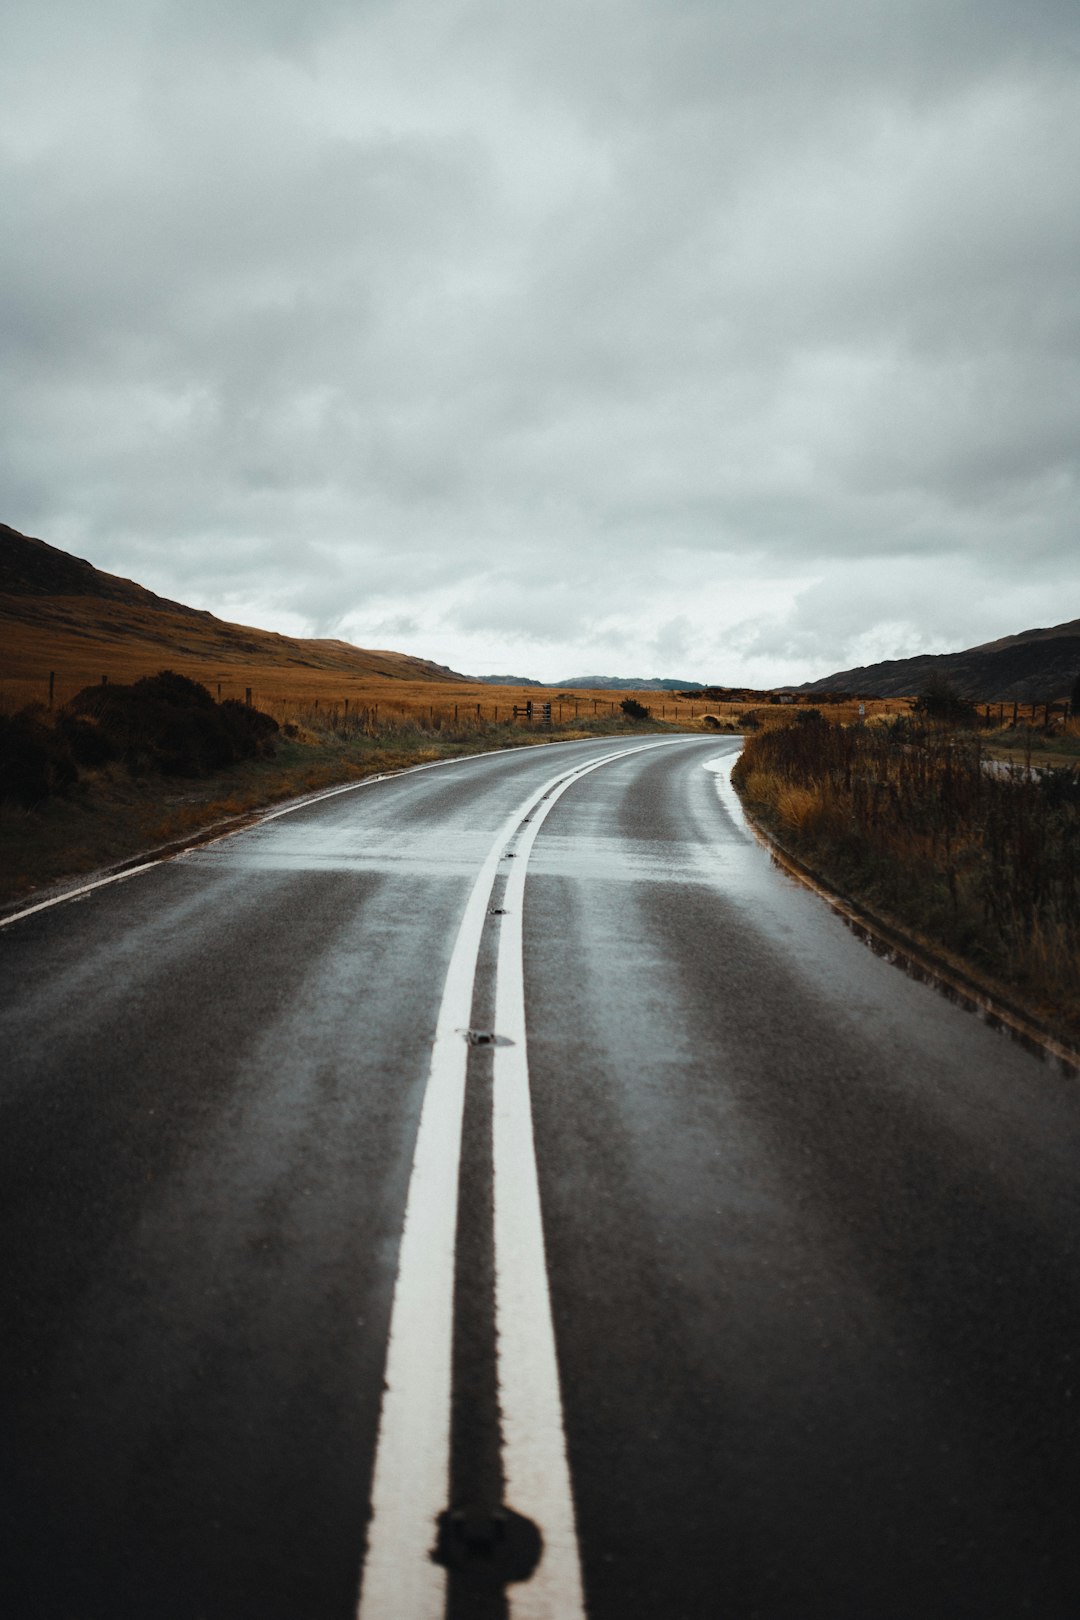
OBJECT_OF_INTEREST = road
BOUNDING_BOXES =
[2,733,1078,1619]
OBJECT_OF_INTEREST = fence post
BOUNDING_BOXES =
[245,687,252,707]
[48,671,55,710]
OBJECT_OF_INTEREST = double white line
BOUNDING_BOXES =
[357,739,684,1620]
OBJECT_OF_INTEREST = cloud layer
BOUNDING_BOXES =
[3,0,1078,681]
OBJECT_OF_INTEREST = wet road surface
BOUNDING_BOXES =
[2,734,1078,1619]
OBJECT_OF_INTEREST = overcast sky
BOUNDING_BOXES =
[2,1,1078,683]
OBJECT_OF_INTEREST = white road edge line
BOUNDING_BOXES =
[357,738,687,1620]
[0,861,162,928]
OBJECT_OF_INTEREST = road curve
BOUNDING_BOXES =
[1,734,1078,1619]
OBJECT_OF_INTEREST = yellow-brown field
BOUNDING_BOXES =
[0,585,914,731]
[1,592,909,728]
[0,593,459,711]
[0,592,689,722]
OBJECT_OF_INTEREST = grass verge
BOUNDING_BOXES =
[732,713,1080,1054]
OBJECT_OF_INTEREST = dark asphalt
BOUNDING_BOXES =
[2,735,1078,1619]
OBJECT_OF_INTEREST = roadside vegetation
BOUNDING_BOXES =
[732,698,1080,1047]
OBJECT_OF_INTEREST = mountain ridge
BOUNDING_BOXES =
[555,675,705,692]
[799,621,1080,703]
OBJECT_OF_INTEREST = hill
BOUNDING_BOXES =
[799,620,1080,703]
[557,675,705,691]
[472,674,546,686]
[0,524,466,708]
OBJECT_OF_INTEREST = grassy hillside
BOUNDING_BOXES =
[0,523,466,710]
[800,620,1080,703]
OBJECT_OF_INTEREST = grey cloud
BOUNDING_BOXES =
[2,0,1078,683]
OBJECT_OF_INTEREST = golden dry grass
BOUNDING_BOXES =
[734,715,1080,1046]
[0,588,918,729]
[0,592,459,710]
[0,591,723,724]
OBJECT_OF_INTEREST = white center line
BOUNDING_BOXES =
[493,753,633,1620]
[357,738,686,1619]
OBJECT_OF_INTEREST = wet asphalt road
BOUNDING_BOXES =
[2,733,1079,1620]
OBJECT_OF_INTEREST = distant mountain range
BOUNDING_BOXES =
[554,675,706,692]
[800,620,1080,703]
[471,674,546,687]
[453,673,707,691]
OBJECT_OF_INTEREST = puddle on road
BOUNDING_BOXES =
[180,824,496,878]
[701,751,759,845]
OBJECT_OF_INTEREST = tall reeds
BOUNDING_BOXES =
[733,713,1080,1038]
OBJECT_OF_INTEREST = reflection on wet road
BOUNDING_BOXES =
[1,734,1078,1619]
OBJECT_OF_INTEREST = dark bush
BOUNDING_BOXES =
[912,676,977,725]
[56,711,119,767]
[220,698,278,757]
[1039,766,1080,809]
[0,707,78,806]
[620,697,650,720]
[67,671,278,777]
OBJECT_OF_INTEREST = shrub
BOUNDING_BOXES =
[620,697,650,720]
[220,698,279,757]
[0,707,78,806]
[56,711,119,767]
[68,671,278,778]
[912,676,977,726]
